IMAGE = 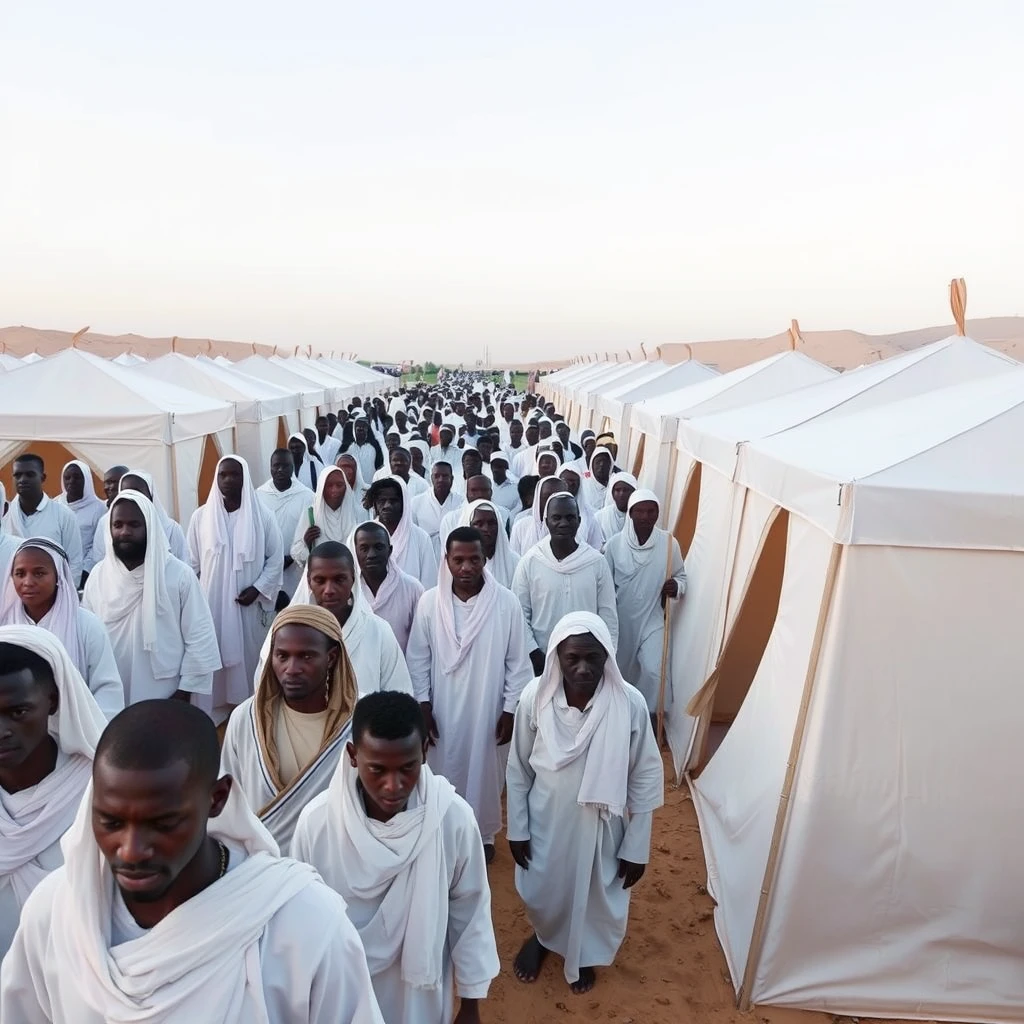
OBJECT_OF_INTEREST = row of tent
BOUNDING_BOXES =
[540,334,1024,1022]
[0,350,392,522]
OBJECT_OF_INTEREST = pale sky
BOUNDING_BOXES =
[1,1,1020,363]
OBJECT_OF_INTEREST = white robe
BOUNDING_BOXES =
[359,566,424,654]
[595,505,626,546]
[293,771,499,1024]
[60,501,106,574]
[605,526,687,712]
[289,467,362,569]
[407,584,532,841]
[4,497,83,584]
[438,503,510,555]
[344,441,380,483]
[506,677,663,982]
[512,540,619,654]
[187,490,283,725]
[66,610,124,720]
[256,478,314,599]
[410,489,464,565]
[489,476,520,512]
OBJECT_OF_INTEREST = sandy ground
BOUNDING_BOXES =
[483,751,958,1024]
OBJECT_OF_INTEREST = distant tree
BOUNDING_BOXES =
[424,361,439,375]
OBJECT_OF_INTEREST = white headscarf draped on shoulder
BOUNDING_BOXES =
[56,460,105,515]
[458,499,519,588]
[310,465,363,547]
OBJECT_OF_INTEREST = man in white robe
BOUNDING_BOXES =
[5,455,83,585]
[56,460,106,579]
[411,460,463,564]
[343,414,384,482]
[457,500,520,589]
[315,415,342,467]
[438,476,510,553]
[187,456,283,725]
[257,448,314,603]
[84,492,222,705]
[365,476,437,589]
[90,471,190,567]
[407,527,532,862]
[352,523,424,653]
[222,605,359,850]
[507,613,663,993]
[0,625,107,957]
[288,432,320,491]
[293,691,500,1024]
[558,467,605,550]
[0,699,384,1023]
[428,423,459,468]
[487,453,520,512]
[604,490,687,716]
[512,494,618,675]
[595,472,637,546]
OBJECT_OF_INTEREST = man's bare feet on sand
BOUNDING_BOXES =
[513,935,548,983]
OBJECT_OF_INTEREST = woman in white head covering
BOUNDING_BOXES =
[335,453,371,524]
[288,432,318,490]
[290,466,363,570]
[365,475,437,589]
[581,447,614,514]
[506,611,663,991]
[595,472,638,545]
[458,499,520,588]
[0,623,108,955]
[56,461,106,576]
[0,539,124,720]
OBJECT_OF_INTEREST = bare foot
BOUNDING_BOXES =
[570,966,596,994]
[513,935,548,983]
[483,843,495,865]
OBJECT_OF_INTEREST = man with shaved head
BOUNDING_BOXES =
[0,700,384,1022]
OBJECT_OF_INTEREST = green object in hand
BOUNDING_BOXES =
[307,507,315,527]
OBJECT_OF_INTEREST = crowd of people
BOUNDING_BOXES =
[0,377,686,1023]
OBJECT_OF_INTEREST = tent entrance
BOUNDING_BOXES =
[631,434,646,478]
[673,461,701,558]
[690,507,789,773]
[0,442,104,501]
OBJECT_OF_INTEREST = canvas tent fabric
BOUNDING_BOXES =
[687,366,1024,1021]
[266,356,356,407]
[227,356,326,429]
[666,336,1020,780]
[0,349,235,522]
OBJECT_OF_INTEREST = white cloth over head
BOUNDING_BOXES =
[457,499,520,588]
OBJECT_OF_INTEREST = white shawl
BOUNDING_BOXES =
[458,499,519,589]
[434,555,499,676]
[0,624,106,905]
[309,466,362,548]
[375,475,414,568]
[509,475,559,555]
[193,456,264,671]
[56,460,106,518]
[529,611,631,819]
[619,488,663,582]
[119,470,187,562]
[581,446,613,511]
[51,779,320,1024]
[595,472,637,541]
[328,757,455,989]
[0,538,84,673]
[288,433,318,490]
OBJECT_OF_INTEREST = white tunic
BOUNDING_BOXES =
[4,497,83,584]
[390,521,437,589]
[70,610,125,720]
[407,586,532,841]
[345,441,380,482]
[506,678,663,981]
[489,477,520,512]
[512,540,619,654]
[360,567,424,654]
[83,557,221,704]
[437,504,510,554]
[62,500,106,574]
[410,489,464,565]
[256,479,314,599]
[293,782,498,1024]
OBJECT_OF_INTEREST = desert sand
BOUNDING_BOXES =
[485,751,959,1024]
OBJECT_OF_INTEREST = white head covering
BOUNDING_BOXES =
[310,465,362,545]
[57,460,105,514]
[371,475,414,569]
[513,475,561,553]
[530,612,633,819]
[335,451,370,503]
[0,538,84,674]
[458,499,519,588]
[119,469,181,541]
[0,623,107,904]
[533,443,562,476]
[407,438,429,469]
[603,471,638,509]
[582,445,614,509]
[435,536,498,676]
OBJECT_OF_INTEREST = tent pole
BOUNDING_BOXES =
[737,540,843,1010]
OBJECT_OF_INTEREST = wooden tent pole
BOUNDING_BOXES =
[737,540,844,1010]
[950,277,967,336]
[655,533,676,746]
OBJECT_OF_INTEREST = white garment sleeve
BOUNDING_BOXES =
[290,510,313,568]
[176,570,221,694]
[670,537,687,598]
[376,626,413,695]
[89,516,108,570]
[167,521,189,563]
[504,686,538,842]
[186,510,202,575]
[80,611,125,720]
[0,876,56,1021]
[501,597,534,714]
[594,558,619,651]
[60,508,84,584]
[616,811,654,865]
[511,558,540,653]
[252,513,284,605]
[447,810,501,1000]
[404,591,433,703]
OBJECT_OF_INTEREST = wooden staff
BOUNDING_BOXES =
[655,531,676,746]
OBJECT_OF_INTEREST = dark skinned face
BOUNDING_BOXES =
[510,423,524,445]
[465,477,493,503]
[62,464,85,503]
[386,434,400,452]
[111,499,148,563]
[461,453,482,477]
[556,633,608,699]
[537,455,559,478]
[323,471,347,510]
[271,624,339,706]
[270,453,294,490]
[347,732,425,823]
[629,500,660,541]
[469,509,499,556]
[308,556,355,616]
[0,668,58,786]
[545,495,580,540]
[431,465,453,502]
[389,450,411,478]
[591,453,612,486]
[120,474,152,501]
[11,548,58,620]
[103,469,127,503]
[373,485,403,528]
[490,459,508,484]
[217,459,243,502]
[302,429,318,452]
[446,539,485,590]
[12,461,44,503]
[525,425,539,445]
[337,457,358,489]
[612,481,635,513]
[355,526,391,576]
[288,437,307,463]
[559,471,581,498]
[354,421,368,444]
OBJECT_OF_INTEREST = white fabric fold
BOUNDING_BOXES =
[457,499,519,588]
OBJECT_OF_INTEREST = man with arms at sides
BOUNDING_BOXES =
[512,493,618,676]
[452,447,484,497]
[0,625,107,957]
[5,455,83,586]
[411,460,463,564]
[504,418,528,464]
[486,453,519,513]
[0,699,384,1023]
[407,528,532,865]
[364,476,437,589]
[222,605,359,851]
[595,473,637,547]
[456,499,520,589]
[429,422,459,468]
[512,421,541,478]
[353,522,424,654]
[257,448,313,609]
[187,456,283,726]
[293,691,500,1024]
[315,415,342,467]
[2,539,124,720]
[84,492,221,706]
[510,475,562,556]
[507,613,663,995]
[343,413,385,481]
[554,421,582,463]
[56,461,105,583]
[604,491,687,727]
[257,543,412,698]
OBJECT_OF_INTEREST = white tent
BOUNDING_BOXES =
[568,361,663,433]
[20,352,43,364]
[688,366,1024,1021]
[540,361,614,404]
[132,354,301,483]
[668,336,1020,778]
[595,360,720,469]
[111,352,146,366]
[632,352,838,522]
[227,356,326,429]
[313,357,392,396]
[267,356,356,407]
[0,349,235,521]
[0,353,27,372]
